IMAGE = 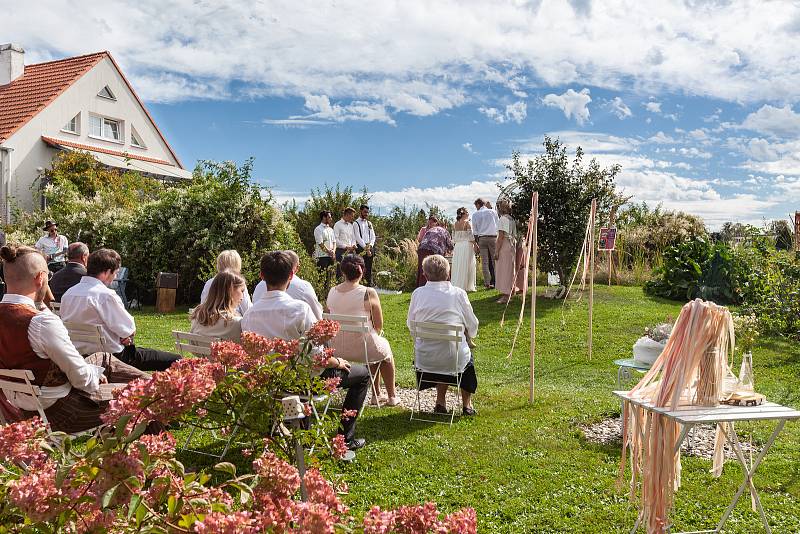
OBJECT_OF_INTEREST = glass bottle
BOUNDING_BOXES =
[739,351,754,392]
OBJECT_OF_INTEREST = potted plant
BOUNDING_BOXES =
[633,321,673,365]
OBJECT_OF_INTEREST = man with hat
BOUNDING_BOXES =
[35,220,68,273]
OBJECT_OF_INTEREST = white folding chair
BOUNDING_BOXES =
[49,301,61,316]
[63,322,107,354]
[409,321,464,426]
[323,312,381,407]
[172,330,216,357]
[0,369,48,426]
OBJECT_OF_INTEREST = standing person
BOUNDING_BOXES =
[60,248,182,372]
[333,207,357,279]
[35,220,68,273]
[354,205,376,286]
[314,210,336,271]
[200,250,252,316]
[494,199,523,304]
[451,208,477,292]
[417,215,438,242]
[49,242,89,301]
[472,199,498,289]
[416,222,453,287]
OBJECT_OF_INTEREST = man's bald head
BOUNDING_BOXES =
[0,245,48,292]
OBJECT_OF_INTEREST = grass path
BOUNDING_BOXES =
[133,285,800,533]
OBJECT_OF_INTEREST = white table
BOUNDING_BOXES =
[614,391,800,533]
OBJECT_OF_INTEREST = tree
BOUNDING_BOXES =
[504,136,622,285]
[769,219,794,251]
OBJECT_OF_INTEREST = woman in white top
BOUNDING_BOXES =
[191,271,245,342]
[494,200,523,304]
[450,207,477,292]
[200,250,252,316]
[326,254,397,406]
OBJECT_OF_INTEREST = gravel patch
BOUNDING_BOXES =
[581,417,757,460]
[365,387,462,413]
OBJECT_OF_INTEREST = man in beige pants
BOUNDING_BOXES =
[471,198,498,288]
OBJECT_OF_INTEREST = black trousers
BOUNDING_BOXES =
[316,256,334,271]
[362,252,374,286]
[320,364,370,441]
[116,344,182,372]
[335,247,350,280]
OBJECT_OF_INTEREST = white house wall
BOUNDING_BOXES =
[4,57,182,212]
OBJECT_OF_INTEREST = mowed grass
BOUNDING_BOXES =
[133,285,800,533]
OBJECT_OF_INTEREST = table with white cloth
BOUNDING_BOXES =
[614,390,800,534]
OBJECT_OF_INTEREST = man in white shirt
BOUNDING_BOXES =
[252,250,323,320]
[0,245,147,433]
[60,248,181,372]
[333,207,357,280]
[313,210,336,270]
[242,251,369,450]
[471,198,499,289]
[354,204,377,286]
[35,220,69,273]
[407,254,479,416]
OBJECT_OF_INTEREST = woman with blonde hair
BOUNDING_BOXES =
[494,199,523,304]
[450,207,477,292]
[200,250,252,315]
[191,271,246,341]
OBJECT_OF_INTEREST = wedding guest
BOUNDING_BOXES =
[333,208,357,280]
[416,222,453,287]
[50,242,89,301]
[354,205,377,286]
[326,254,397,406]
[0,245,148,433]
[35,220,68,273]
[314,209,336,268]
[200,250,252,316]
[407,254,478,416]
[253,250,323,320]
[451,208,477,292]
[416,215,438,242]
[190,271,246,342]
[61,248,182,371]
[242,251,370,450]
[472,199,498,289]
[494,199,523,304]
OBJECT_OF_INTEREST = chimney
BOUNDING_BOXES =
[0,44,25,85]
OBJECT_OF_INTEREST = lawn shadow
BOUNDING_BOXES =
[357,408,465,444]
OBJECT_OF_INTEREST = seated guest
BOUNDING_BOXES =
[326,254,397,406]
[49,242,89,301]
[242,251,370,450]
[200,250,252,316]
[0,245,149,433]
[407,254,479,416]
[190,271,245,342]
[61,248,181,372]
[253,250,323,320]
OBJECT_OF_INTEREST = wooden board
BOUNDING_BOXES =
[156,287,176,313]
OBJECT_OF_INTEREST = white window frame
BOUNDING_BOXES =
[130,126,146,149]
[61,112,80,136]
[97,85,116,101]
[88,114,124,144]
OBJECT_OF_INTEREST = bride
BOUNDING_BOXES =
[451,207,477,292]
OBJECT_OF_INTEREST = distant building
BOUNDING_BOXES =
[0,44,191,222]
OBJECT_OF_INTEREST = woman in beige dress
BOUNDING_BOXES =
[494,199,523,304]
[190,271,245,342]
[326,254,398,406]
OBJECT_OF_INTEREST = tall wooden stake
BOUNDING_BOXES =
[588,199,596,361]
[529,192,539,404]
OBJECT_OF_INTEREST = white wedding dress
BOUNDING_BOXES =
[451,230,476,292]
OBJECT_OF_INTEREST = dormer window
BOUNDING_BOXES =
[61,112,80,135]
[130,126,146,148]
[89,114,122,143]
[97,85,116,100]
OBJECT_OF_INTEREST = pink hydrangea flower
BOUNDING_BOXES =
[304,469,348,516]
[304,320,341,345]
[331,434,349,459]
[323,376,341,393]
[291,501,336,534]
[0,417,47,467]
[363,506,396,534]
[252,451,301,499]
[341,409,358,421]
[7,459,62,522]
[193,511,260,534]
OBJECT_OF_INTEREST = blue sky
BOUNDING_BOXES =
[5,0,800,227]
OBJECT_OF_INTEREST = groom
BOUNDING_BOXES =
[472,198,498,289]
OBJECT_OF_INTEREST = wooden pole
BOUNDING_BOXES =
[588,199,596,361]
[529,192,539,404]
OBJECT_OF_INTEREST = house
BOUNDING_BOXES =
[0,44,192,223]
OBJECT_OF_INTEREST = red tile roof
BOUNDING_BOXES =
[41,136,175,166]
[0,51,184,169]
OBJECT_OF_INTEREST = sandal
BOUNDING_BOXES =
[384,397,400,407]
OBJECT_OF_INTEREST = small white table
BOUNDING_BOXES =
[614,391,800,534]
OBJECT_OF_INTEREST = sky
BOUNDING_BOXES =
[4,0,800,228]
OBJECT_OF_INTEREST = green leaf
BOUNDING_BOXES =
[115,414,132,438]
[167,494,178,516]
[127,494,142,520]
[213,462,237,476]
[101,484,119,509]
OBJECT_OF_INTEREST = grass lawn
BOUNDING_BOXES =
[133,285,800,533]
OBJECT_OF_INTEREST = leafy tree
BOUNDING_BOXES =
[504,136,622,285]
[769,219,794,251]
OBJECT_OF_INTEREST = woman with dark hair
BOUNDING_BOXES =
[191,271,246,341]
[326,254,397,406]
[450,207,477,291]
[494,199,523,304]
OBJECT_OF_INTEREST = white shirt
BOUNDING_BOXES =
[253,277,323,320]
[191,315,242,342]
[241,290,316,341]
[1,294,102,410]
[313,223,336,258]
[200,277,252,316]
[472,207,499,237]
[354,217,376,249]
[35,234,68,260]
[333,219,356,249]
[60,276,136,354]
[407,281,479,374]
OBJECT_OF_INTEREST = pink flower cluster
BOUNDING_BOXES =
[331,434,349,459]
[253,451,301,499]
[101,358,224,427]
[341,409,358,421]
[323,376,341,393]
[363,503,478,534]
[7,459,63,522]
[0,417,47,466]
[304,319,341,345]
[239,331,300,360]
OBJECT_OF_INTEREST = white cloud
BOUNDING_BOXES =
[462,142,478,154]
[262,118,332,127]
[299,94,396,125]
[678,147,713,159]
[645,102,662,113]
[542,88,592,124]
[648,131,677,144]
[606,97,632,119]
[478,101,527,124]
[738,105,800,138]
[688,128,708,141]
